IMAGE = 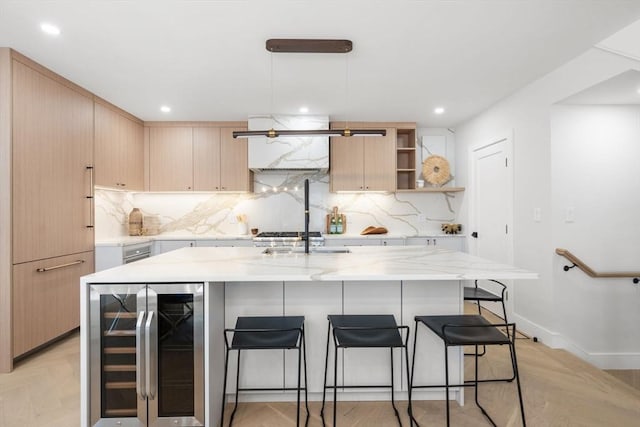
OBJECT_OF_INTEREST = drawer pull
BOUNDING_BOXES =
[36,259,85,272]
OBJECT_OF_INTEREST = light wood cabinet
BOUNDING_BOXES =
[12,251,94,357]
[193,127,251,191]
[220,127,252,191]
[11,59,94,264]
[150,125,252,192]
[330,126,395,192]
[193,127,221,190]
[95,102,144,190]
[149,127,193,191]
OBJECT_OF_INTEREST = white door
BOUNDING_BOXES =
[469,134,513,319]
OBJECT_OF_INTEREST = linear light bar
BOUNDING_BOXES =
[233,129,386,139]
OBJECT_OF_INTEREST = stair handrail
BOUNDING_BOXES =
[555,248,639,283]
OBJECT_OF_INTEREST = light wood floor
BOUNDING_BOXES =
[1,310,640,426]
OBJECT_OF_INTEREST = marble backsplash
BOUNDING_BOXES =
[95,173,463,239]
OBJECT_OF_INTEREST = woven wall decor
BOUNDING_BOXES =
[422,155,451,186]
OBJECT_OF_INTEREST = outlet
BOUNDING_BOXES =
[417,214,426,223]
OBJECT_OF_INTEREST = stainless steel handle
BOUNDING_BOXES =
[35,259,84,272]
[145,310,157,400]
[86,166,94,229]
[136,311,146,399]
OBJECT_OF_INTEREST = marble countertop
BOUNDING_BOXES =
[83,246,536,283]
[95,233,464,246]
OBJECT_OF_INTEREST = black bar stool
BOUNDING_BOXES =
[221,316,309,426]
[321,314,411,426]
[463,279,516,382]
[410,315,526,426]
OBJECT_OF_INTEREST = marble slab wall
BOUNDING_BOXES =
[95,172,462,238]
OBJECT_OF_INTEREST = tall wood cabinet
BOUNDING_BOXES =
[0,50,95,369]
[95,101,144,190]
[12,59,94,264]
[330,123,396,192]
[148,123,252,192]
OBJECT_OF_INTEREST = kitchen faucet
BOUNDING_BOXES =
[304,178,309,254]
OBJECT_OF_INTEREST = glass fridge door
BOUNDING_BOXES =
[147,283,205,427]
[90,284,147,427]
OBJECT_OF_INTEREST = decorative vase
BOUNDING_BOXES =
[128,208,143,236]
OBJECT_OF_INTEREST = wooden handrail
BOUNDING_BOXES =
[555,248,640,283]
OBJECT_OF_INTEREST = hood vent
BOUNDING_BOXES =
[247,115,329,173]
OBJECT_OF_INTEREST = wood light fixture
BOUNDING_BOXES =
[233,39,386,139]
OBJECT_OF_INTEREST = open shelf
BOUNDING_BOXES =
[396,128,417,190]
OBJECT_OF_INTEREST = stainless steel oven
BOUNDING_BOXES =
[123,243,151,264]
[89,283,204,427]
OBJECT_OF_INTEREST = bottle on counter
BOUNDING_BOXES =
[330,213,337,234]
[337,214,344,234]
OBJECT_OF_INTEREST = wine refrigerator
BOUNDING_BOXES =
[89,283,204,426]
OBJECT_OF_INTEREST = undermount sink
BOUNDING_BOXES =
[262,247,351,255]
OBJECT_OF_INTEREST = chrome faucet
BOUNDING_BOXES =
[304,178,310,254]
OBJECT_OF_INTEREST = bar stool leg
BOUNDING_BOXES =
[229,350,241,426]
[302,327,310,424]
[409,320,419,426]
[220,346,230,426]
[404,338,416,427]
[444,345,450,427]
[511,334,527,426]
[502,302,517,382]
[297,344,302,427]
[321,320,331,424]
[390,348,401,426]
[333,339,338,427]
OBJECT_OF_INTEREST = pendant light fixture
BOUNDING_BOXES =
[232,39,386,139]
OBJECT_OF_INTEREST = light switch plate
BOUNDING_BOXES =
[565,207,575,223]
[533,208,541,222]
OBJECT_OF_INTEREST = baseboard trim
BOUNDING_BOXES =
[512,312,640,369]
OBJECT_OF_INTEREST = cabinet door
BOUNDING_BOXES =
[12,60,94,263]
[95,103,144,191]
[330,136,364,191]
[13,251,94,356]
[220,127,251,191]
[149,127,193,191]
[363,128,396,191]
[193,127,221,191]
[94,103,123,188]
[121,114,144,191]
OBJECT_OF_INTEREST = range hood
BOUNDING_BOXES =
[247,115,329,172]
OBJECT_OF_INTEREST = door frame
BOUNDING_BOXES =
[468,130,515,265]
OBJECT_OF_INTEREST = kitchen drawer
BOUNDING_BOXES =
[12,251,94,357]
[153,240,195,255]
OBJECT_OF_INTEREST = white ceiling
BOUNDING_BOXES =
[558,70,640,105]
[2,0,640,127]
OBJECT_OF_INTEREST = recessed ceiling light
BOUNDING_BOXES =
[299,106,309,113]
[434,107,445,115]
[160,105,171,113]
[40,23,61,36]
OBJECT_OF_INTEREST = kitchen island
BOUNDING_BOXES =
[80,245,536,427]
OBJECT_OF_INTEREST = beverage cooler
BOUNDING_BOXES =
[89,283,204,427]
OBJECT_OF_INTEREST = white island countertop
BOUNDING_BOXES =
[83,245,537,283]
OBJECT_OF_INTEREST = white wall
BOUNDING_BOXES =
[551,105,640,368]
[454,47,640,368]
